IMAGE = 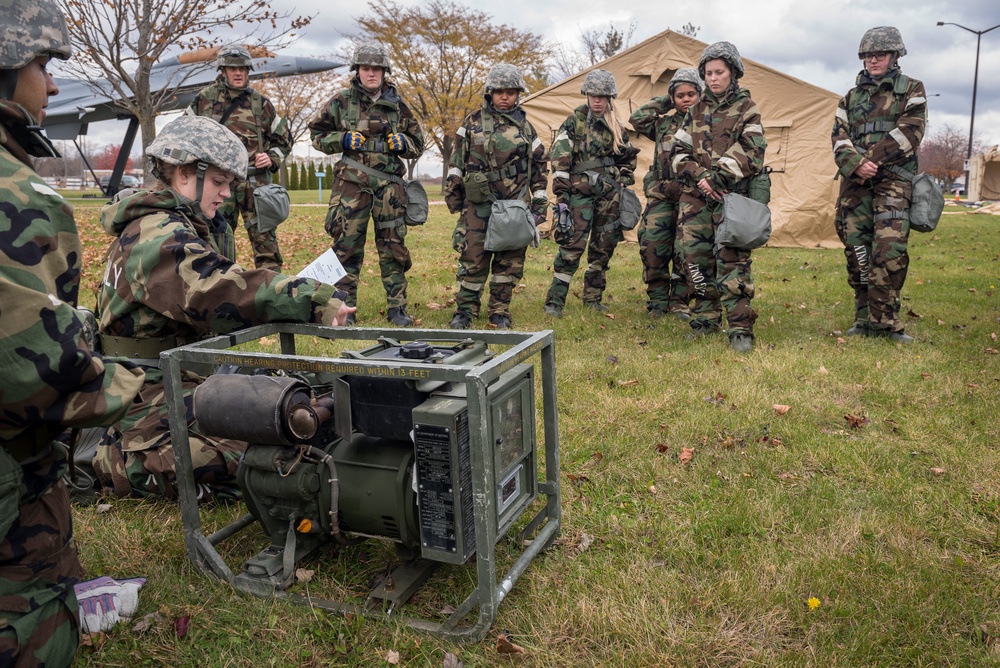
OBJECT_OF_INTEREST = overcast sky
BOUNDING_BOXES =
[72,0,1000,168]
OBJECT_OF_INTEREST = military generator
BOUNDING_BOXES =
[161,324,560,641]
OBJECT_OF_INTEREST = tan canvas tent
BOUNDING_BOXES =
[522,29,843,248]
[969,146,1000,201]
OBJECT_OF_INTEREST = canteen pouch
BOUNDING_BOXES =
[717,192,772,250]
[462,171,491,204]
[615,188,643,230]
[253,183,291,233]
[908,173,944,233]
[403,180,428,226]
[747,167,772,205]
[485,199,539,252]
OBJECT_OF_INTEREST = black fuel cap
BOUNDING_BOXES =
[399,341,433,359]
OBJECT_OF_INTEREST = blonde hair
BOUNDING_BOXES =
[603,104,628,155]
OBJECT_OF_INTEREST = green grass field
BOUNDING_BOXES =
[68,200,1000,667]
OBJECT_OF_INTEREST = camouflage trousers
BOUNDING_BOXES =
[545,190,623,308]
[835,175,912,333]
[219,177,284,271]
[94,373,246,503]
[0,443,82,668]
[678,191,757,335]
[325,176,412,309]
[452,202,527,320]
[638,195,691,313]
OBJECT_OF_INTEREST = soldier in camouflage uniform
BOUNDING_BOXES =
[544,69,639,316]
[0,2,146,664]
[94,116,352,502]
[187,45,293,271]
[671,42,767,352]
[832,27,926,343]
[444,64,549,330]
[630,67,702,319]
[309,42,425,327]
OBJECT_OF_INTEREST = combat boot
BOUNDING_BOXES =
[387,306,413,327]
[729,332,754,353]
[489,314,512,330]
[543,303,563,318]
[450,311,472,330]
[647,308,666,319]
[345,313,356,326]
[585,301,610,313]
[846,322,868,336]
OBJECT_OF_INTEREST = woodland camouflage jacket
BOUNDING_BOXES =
[98,190,338,381]
[0,101,144,442]
[831,67,926,179]
[670,86,766,193]
[444,103,549,216]
[187,77,292,174]
[630,96,685,199]
[309,78,425,182]
[550,104,638,202]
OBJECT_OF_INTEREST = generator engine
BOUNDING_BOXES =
[192,337,538,597]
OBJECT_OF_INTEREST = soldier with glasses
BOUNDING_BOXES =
[832,27,926,343]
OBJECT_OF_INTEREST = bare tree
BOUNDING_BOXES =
[919,123,986,190]
[672,22,701,38]
[58,0,312,177]
[549,20,637,82]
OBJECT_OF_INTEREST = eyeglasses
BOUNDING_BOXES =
[864,52,891,62]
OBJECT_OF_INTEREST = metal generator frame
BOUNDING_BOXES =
[161,323,561,642]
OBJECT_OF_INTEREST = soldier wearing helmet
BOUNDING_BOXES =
[187,44,293,271]
[309,41,426,327]
[0,1,145,664]
[93,115,352,502]
[629,67,703,320]
[832,27,926,343]
[543,69,639,317]
[670,41,767,352]
[444,63,549,330]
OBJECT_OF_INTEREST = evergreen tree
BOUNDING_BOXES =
[289,161,299,191]
[308,161,318,191]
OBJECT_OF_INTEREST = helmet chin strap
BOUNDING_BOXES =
[195,161,209,208]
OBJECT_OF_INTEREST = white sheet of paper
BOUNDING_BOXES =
[297,248,347,285]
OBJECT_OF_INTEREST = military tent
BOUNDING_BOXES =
[522,29,842,248]
[969,146,1000,201]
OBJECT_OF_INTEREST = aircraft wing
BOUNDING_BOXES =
[44,55,342,141]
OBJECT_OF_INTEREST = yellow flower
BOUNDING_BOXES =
[807,597,821,610]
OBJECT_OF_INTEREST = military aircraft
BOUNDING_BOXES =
[43,47,342,195]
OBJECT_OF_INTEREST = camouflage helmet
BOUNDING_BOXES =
[215,44,255,71]
[580,69,617,98]
[858,26,906,59]
[668,67,703,96]
[485,63,527,94]
[698,41,745,79]
[351,41,391,74]
[146,116,248,181]
[0,0,72,70]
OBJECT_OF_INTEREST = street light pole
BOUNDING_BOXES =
[937,21,1000,197]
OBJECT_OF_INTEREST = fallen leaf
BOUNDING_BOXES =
[818,365,829,375]
[937,319,945,326]
[654,443,669,453]
[929,467,946,476]
[606,355,619,364]
[604,313,615,320]
[986,348,999,355]
[648,484,657,493]
[617,379,640,387]
[679,447,695,465]
[439,604,457,616]
[566,473,590,486]
[970,288,978,293]
[591,451,603,462]
[905,309,923,319]
[96,503,112,513]
[425,302,444,311]
[132,612,165,633]
[844,414,870,429]
[920,372,932,378]
[443,652,463,668]
[573,532,594,555]
[772,404,791,415]
[496,632,526,655]
[836,337,846,344]
[992,332,998,341]
[387,650,400,664]
[174,615,190,639]
[79,632,107,649]
[295,568,315,583]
